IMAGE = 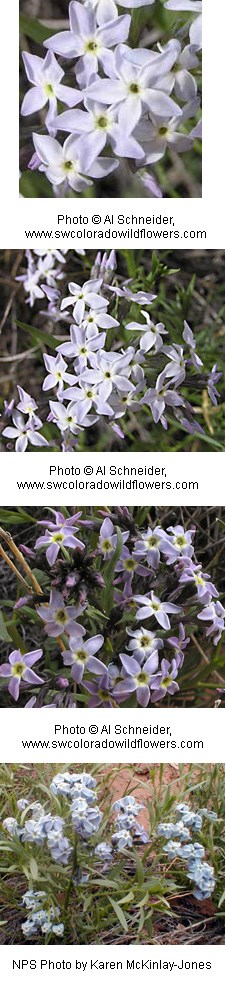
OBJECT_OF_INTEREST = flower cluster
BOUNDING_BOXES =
[21,891,64,939]
[15,248,84,308]
[2,772,150,940]
[2,250,221,452]
[20,0,202,198]
[157,801,217,900]
[0,509,224,708]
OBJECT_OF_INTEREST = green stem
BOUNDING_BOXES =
[63,834,78,917]
[129,9,141,47]
[6,621,25,651]
[122,249,136,278]
[61,546,71,563]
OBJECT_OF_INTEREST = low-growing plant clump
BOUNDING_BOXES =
[0,506,224,708]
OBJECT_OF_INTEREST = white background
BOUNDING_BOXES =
[0,451,225,503]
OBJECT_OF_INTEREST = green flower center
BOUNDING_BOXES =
[52,533,64,543]
[158,126,168,136]
[76,650,87,663]
[97,115,108,129]
[124,559,136,571]
[140,635,151,647]
[151,602,160,611]
[13,662,26,676]
[44,83,54,97]
[56,609,67,624]
[63,160,74,172]
[129,83,140,94]
[85,39,98,53]
[162,676,172,688]
[102,538,112,552]
[147,535,159,547]
[175,536,187,548]
[136,672,149,684]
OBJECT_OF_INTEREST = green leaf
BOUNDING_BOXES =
[103,527,123,615]
[0,509,34,526]
[20,13,55,44]
[135,853,145,887]
[118,890,134,905]
[0,612,12,643]
[16,320,60,351]
[19,171,54,198]
[30,858,39,880]
[108,897,128,932]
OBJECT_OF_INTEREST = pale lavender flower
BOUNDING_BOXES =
[60,278,105,322]
[197,601,225,645]
[57,324,106,366]
[0,649,43,702]
[16,387,38,419]
[45,2,131,81]
[161,524,195,564]
[149,657,179,702]
[126,313,167,353]
[2,411,48,452]
[83,670,121,707]
[21,50,79,133]
[48,399,88,435]
[35,510,85,565]
[99,517,128,556]
[32,133,117,191]
[55,100,144,162]
[42,353,76,396]
[133,525,169,568]
[134,591,181,628]
[16,266,44,307]
[142,369,183,424]
[36,589,86,637]
[63,634,105,683]
[81,348,134,400]
[179,565,219,602]
[126,626,164,662]
[207,365,221,406]
[86,44,182,129]
[167,622,190,667]
[115,547,149,581]
[111,829,133,849]
[140,170,163,197]
[113,650,159,707]
[161,345,186,382]
[183,320,203,368]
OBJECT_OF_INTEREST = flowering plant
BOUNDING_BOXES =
[20,1,202,199]
[1,249,224,453]
[0,506,224,708]
[0,763,223,945]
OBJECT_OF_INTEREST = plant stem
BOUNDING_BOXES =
[0,528,43,594]
[63,834,78,918]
